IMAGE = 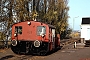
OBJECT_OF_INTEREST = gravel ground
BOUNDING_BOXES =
[0,43,90,60]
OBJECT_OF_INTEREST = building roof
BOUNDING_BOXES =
[81,18,90,24]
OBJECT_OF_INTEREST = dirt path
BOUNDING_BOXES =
[29,44,90,60]
[0,44,90,60]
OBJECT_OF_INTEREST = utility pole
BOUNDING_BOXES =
[73,16,79,31]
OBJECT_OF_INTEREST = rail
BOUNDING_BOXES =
[60,38,80,46]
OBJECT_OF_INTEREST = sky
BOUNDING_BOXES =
[68,0,90,31]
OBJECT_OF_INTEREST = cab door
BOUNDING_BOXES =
[52,29,55,49]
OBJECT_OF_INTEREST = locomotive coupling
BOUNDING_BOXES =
[11,40,17,46]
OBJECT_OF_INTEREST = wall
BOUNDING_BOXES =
[81,25,90,40]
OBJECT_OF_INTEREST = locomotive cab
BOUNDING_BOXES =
[11,21,60,55]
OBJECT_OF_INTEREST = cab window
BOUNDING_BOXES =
[37,26,46,35]
[15,26,22,34]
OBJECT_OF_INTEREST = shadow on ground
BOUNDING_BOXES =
[31,46,63,56]
[0,55,14,60]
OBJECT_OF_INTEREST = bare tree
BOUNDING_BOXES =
[0,0,70,40]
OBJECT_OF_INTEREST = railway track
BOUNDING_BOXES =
[0,38,80,49]
[0,54,33,60]
[60,38,80,46]
[0,38,80,60]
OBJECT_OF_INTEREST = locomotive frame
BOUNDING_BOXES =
[11,21,60,55]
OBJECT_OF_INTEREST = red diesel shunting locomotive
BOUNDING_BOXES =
[11,20,60,55]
